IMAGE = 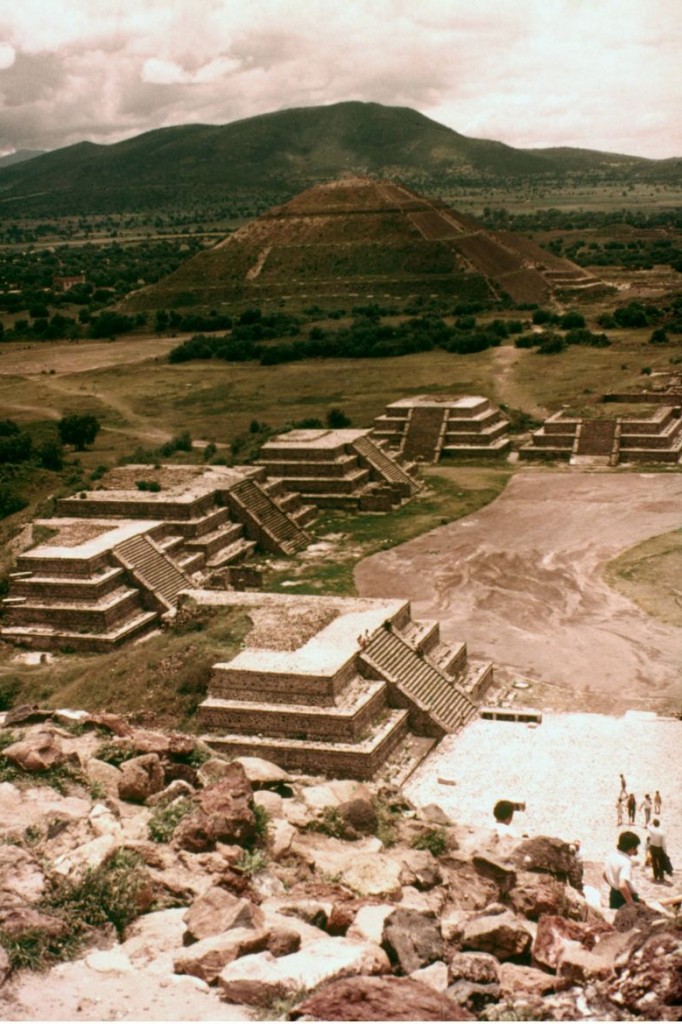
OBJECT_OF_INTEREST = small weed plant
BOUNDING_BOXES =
[235,848,269,876]
[306,806,345,839]
[411,827,448,857]
[148,798,193,843]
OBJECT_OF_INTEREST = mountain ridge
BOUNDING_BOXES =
[0,101,677,216]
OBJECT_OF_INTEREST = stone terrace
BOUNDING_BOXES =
[257,429,420,510]
[520,405,682,465]
[195,590,492,779]
[372,395,511,462]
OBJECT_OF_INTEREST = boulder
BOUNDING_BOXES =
[253,789,283,818]
[556,940,614,984]
[505,870,571,921]
[382,908,444,974]
[146,779,195,808]
[196,758,237,788]
[445,980,500,1014]
[117,753,165,803]
[175,765,254,851]
[449,951,500,985]
[399,849,442,891]
[269,819,296,860]
[83,757,121,796]
[174,926,271,983]
[606,929,682,1018]
[0,845,45,902]
[510,836,583,890]
[291,975,473,1021]
[234,756,291,787]
[347,905,395,946]
[88,802,122,838]
[168,733,197,758]
[341,853,403,898]
[398,885,447,916]
[183,886,264,942]
[127,729,170,756]
[532,914,613,971]
[52,833,120,877]
[0,896,67,940]
[217,937,390,1006]
[337,797,378,838]
[2,730,69,772]
[410,960,449,993]
[472,852,516,894]
[461,911,532,960]
[441,859,498,910]
[440,909,471,945]
[498,962,556,999]
[119,907,187,966]
[267,927,301,957]
[85,712,132,736]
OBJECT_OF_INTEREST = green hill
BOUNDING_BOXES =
[0,101,675,217]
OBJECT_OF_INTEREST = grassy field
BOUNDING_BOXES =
[604,529,682,628]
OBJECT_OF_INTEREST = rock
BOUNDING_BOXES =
[498,962,556,999]
[505,870,571,921]
[119,907,187,966]
[445,980,500,1013]
[2,705,52,727]
[606,929,682,1018]
[183,886,264,942]
[613,900,665,933]
[0,945,9,988]
[85,712,132,736]
[461,910,532,960]
[341,853,403,898]
[557,940,614,984]
[168,733,197,758]
[52,833,120,877]
[440,909,471,944]
[532,914,613,971]
[127,729,170,756]
[449,951,500,985]
[293,975,474,1020]
[2,730,69,772]
[419,803,453,826]
[268,898,333,929]
[88,802,122,838]
[510,836,583,890]
[337,797,378,838]
[146,779,195,808]
[185,764,256,850]
[217,938,390,1006]
[174,926,271,983]
[382,908,444,974]
[234,756,291,787]
[398,885,447,916]
[347,905,395,945]
[0,845,45,901]
[253,789,283,818]
[0,895,67,940]
[399,849,442,891]
[84,949,134,973]
[270,819,296,860]
[118,753,165,803]
[83,757,121,796]
[267,927,301,957]
[472,852,516,894]
[441,858,498,910]
[196,758,235,788]
[410,960,450,993]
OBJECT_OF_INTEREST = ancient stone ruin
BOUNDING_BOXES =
[194,590,493,780]
[372,395,511,462]
[520,405,682,466]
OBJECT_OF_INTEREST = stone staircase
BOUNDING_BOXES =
[400,406,447,462]
[363,627,479,732]
[228,478,310,555]
[350,434,420,496]
[113,534,192,613]
[572,420,620,466]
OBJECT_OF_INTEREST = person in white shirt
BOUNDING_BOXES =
[647,818,668,882]
[604,831,641,909]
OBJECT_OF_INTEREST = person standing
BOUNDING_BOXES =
[619,773,627,795]
[647,818,668,883]
[627,792,637,824]
[616,794,625,826]
[604,831,642,909]
[654,790,662,815]
[640,794,652,826]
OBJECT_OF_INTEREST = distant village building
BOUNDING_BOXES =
[53,273,86,292]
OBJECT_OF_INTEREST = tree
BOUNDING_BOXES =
[58,414,101,451]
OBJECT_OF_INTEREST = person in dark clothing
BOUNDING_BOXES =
[627,792,636,824]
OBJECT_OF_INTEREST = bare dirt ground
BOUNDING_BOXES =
[0,337,178,377]
[355,470,682,716]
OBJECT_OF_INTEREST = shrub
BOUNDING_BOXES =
[411,827,447,857]
[235,849,269,876]
[307,806,345,838]
[135,479,161,492]
[326,408,351,429]
[148,798,193,843]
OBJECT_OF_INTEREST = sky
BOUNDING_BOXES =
[0,0,680,160]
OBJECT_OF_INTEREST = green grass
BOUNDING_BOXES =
[604,529,682,627]
[0,604,252,730]
[262,467,511,596]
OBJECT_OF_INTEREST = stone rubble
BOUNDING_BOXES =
[0,708,679,1022]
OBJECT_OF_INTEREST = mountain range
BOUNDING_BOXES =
[0,102,679,216]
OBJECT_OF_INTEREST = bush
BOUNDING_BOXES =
[411,827,447,857]
[58,414,100,451]
[135,479,161,492]
[0,485,28,519]
[148,798,193,843]
[326,408,351,429]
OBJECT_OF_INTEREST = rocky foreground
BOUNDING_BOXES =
[0,708,679,1021]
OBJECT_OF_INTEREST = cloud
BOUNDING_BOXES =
[0,0,679,158]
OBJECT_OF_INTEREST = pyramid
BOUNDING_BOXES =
[124,177,604,311]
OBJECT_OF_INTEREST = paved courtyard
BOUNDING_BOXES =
[356,471,682,715]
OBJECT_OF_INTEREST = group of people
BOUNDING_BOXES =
[616,774,661,827]
[607,773,672,902]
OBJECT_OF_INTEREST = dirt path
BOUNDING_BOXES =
[355,471,682,715]
[490,343,548,418]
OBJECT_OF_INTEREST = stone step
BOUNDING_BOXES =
[0,609,159,653]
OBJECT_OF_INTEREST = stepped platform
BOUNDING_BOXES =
[521,405,682,465]
[193,589,493,779]
[258,428,420,510]
[373,395,511,463]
